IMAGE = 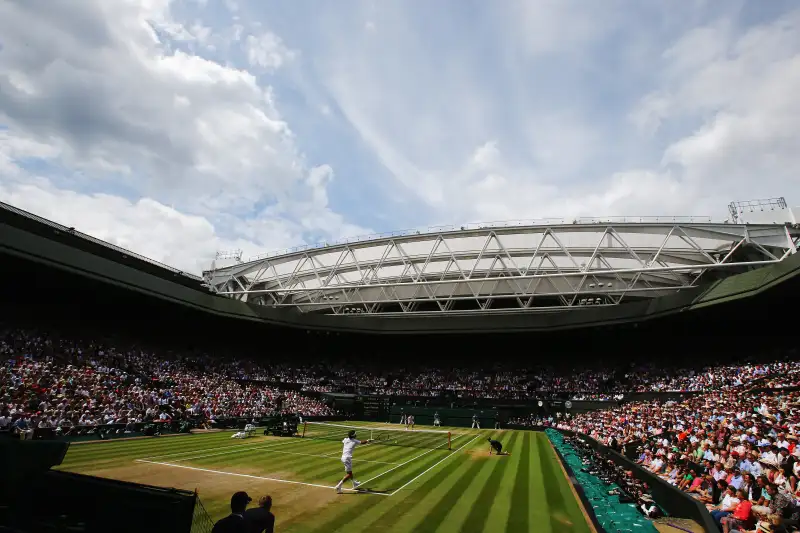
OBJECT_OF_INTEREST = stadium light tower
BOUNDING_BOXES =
[211,250,243,271]
[728,197,796,225]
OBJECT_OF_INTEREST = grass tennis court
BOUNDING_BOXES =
[56,423,593,533]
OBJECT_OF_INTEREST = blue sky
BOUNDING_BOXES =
[1,0,799,273]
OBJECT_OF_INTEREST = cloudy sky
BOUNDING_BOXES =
[1,0,799,273]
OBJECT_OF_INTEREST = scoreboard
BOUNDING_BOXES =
[358,395,390,419]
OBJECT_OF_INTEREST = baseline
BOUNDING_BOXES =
[135,459,391,495]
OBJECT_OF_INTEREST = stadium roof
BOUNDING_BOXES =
[205,219,799,316]
[2,201,800,333]
[0,200,205,290]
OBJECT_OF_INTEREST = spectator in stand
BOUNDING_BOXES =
[720,489,753,533]
[708,485,741,527]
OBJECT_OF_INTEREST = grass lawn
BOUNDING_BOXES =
[57,422,593,533]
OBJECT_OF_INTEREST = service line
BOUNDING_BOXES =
[389,432,483,495]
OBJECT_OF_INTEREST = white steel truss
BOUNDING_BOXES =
[203,222,799,316]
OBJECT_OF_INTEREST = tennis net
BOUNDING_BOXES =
[302,422,452,450]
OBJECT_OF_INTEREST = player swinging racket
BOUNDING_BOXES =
[488,437,510,455]
[335,430,372,494]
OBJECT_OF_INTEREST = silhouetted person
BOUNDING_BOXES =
[244,495,275,533]
[212,491,251,533]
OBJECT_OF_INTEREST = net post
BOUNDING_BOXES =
[302,422,307,438]
[448,432,451,450]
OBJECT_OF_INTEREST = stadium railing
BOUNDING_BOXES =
[37,416,349,443]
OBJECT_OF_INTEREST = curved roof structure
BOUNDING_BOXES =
[204,219,799,316]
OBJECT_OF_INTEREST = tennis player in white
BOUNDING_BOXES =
[335,430,372,494]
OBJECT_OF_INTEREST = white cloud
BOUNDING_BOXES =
[245,32,294,70]
[0,179,226,274]
[0,0,367,273]
[652,9,800,199]
[2,1,800,276]
[303,2,800,223]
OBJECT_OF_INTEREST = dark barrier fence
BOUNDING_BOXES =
[0,438,197,533]
[30,415,348,443]
[8,471,197,533]
[389,405,498,427]
[333,390,697,409]
[557,429,717,533]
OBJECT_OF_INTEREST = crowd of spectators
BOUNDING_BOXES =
[0,326,335,436]
[276,355,800,400]
[3,319,799,440]
[558,387,800,531]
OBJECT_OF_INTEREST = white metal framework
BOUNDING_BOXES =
[204,220,799,316]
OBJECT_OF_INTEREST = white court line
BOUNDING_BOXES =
[359,441,450,487]
[135,459,391,496]
[389,432,483,495]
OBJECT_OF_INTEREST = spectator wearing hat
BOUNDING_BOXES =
[212,491,252,533]
[243,495,275,533]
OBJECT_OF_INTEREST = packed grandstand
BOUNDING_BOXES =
[3,321,798,431]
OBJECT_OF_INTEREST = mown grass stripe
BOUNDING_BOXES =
[541,437,593,533]
[354,433,489,532]
[60,433,275,464]
[189,441,339,479]
[185,439,334,468]
[428,434,512,533]
[538,433,571,532]
[400,456,485,532]
[504,431,530,533]
[282,447,415,486]
[528,433,553,533]
[482,432,521,533]
[302,441,476,533]
[459,432,521,533]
